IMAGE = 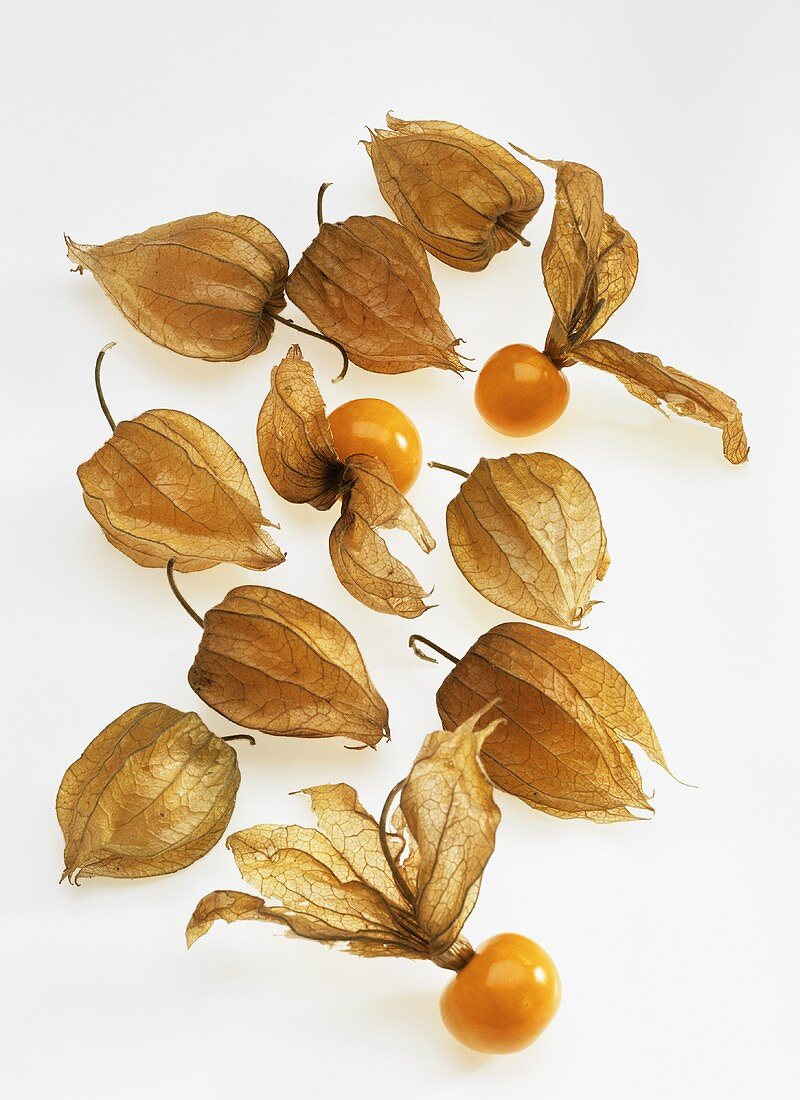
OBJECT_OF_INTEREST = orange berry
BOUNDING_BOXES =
[474,344,569,437]
[327,398,422,494]
[440,933,561,1054]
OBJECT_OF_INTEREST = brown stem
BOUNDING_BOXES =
[316,181,333,227]
[221,733,257,746]
[166,559,204,628]
[497,216,530,247]
[272,314,349,382]
[379,779,416,907]
[94,341,117,431]
[408,635,459,666]
[428,460,469,479]
[432,936,475,971]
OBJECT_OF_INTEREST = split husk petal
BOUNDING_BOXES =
[444,453,608,628]
[58,703,239,882]
[256,345,343,510]
[572,340,749,464]
[286,215,465,375]
[365,114,544,271]
[434,622,667,821]
[256,349,435,616]
[330,455,435,618]
[187,710,500,964]
[398,710,501,955]
[78,408,284,572]
[66,213,288,361]
[187,584,389,745]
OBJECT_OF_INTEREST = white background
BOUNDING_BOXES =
[1,2,797,1097]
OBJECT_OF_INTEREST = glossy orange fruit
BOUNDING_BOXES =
[474,343,569,437]
[440,933,561,1054]
[327,398,423,494]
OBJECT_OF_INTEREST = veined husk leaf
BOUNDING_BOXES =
[66,213,288,361]
[187,584,389,746]
[186,710,500,967]
[443,453,608,629]
[571,340,749,465]
[513,148,748,463]
[364,114,544,271]
[78,408,284,572]
[57,703,239,883]
[257,346,434,615]
[286,215,465,376]
[256,344,343,510]
[434,622,668,822]
[330,455,435,618]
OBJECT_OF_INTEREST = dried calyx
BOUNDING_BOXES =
[186,707,502,969]
[410,622,671,822]
[166,561,390,747]
[66,212,348,374]
[364,115,544,271]
[257,345,435,617]
[77,343,285,572]
[287,184,466,380]
[57,703,242,883]
[429,452,609,629]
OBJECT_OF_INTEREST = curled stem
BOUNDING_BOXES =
[166,559,205,628]
[272,314,349,382]
[316,181,333,227]
[379,779,416,907]
[221,733,257,746]
[408,635,459,666]
[428,460,469,479]
[94,341,117,431]
[432,936,475,972]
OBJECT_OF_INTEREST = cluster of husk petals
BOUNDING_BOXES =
[511,148,748,463]
[186,708,500,966]
[257,345,435,616]
[57,703,240,882]
[365,115,544,271]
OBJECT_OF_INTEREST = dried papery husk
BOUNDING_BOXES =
[78,346,284,571]
[438,453,608,629]
[511,146,748,463]
[187,709,499,969]
[415,621,669,822]
[185,583,390,746]
[57,703,239,883]
[364,115,544,271]
[256,346,434,615]
[66,213,289,361]
[287,211,465,377]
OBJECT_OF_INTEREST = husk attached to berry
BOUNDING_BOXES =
[186,708,501,966]
[513,148,748,463]
[257,345,434,616]
[184,583,390,747]
[287,214,465,377]
[439,452,609,629]
[66,213,289,361]
[78,346,284,572]
[57,704,240,883]
[419,622,669,823]
[364,115,544,271]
